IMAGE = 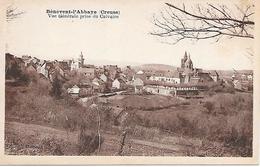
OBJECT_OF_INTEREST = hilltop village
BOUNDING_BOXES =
[6,51,253,98]
[5,51,253,156]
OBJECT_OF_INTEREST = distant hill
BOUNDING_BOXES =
[130,64,179,72]
[204,69,253,78]
[127,64,253,79]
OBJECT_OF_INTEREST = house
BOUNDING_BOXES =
[95,66,105,76]
[71,52,85,70]
[132,77,144,93]
[233,79,252,91]
[71,59,80,70]
[100,74,108,82]
[92,77,101,86]
[31,57,40,65]
[54,64,65,77]
[143,80,176,96]
[147,70,180,84]
[36,60,48,78]
[112,79,120,89]
[79,85,94,97]
[112,78,127,90]
[83,64,95,68]
[22,55,32,66]
[233,80,243,90]
[5,53,26,80]
[144,81,199,96]
[104,77,114,93]
[104,65,120,80]
[15,57,26,71]
[210,71,219,82]
[67,85,80,97]
[232,72,253,82]
[192,72,213,83]
[123,66,136,81]
[144,85,175,96]
[136,70,144,75]
[247,74,253,81]
[26,62,37,73]
[59,61,71,72]
[92,78,106,93]
[77,67,95,79]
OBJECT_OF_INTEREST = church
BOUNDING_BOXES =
[179,52,215,84]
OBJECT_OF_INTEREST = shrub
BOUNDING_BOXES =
[50,76,63,99]
[125,92,252,156]
[78,125,104,155]
[203,101,215,114]
[40,137,64,155]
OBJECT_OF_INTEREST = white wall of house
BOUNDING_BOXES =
[211,75,218,82]
[71,61,80,70]
[144,85,197,96]
[37,63,48,78]
[132,78,144,86]
[149,76,180,84]
[100,74,107,82]
[233,80,242,90]
[92,78,100,86]
[144,86,173,96]
[112,79,120,89]
[247,75,253,81]
[67,85,80,94]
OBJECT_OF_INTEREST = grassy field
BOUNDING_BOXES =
[5,79,253,156]
[107,92,253,156]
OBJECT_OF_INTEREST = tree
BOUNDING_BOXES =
[6,5,25,22]
[51,75,62,99]
[151,3,254,44]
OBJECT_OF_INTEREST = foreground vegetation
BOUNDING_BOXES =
[5,65,253,156]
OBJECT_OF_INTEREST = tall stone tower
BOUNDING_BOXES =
[185,54,193,70]
[181,51,188,68]
[180,52,194,84]
[79,51,85,67]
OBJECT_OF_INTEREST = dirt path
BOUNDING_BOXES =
[5,121,191,156]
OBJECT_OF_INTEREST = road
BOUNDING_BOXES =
[5,121,193,156]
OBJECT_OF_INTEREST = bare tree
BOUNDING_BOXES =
[6,5,25,22]
[151,3,254,44]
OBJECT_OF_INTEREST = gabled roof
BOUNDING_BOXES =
[46,62,54,69]
[136,70,144,74]
[92,77,105,85]
[15,57,25,64]
[132,78,144,86]
[210,71,219,76]
[82,64,95,68]
[59,61,70,71]
[114,78,126,84]
[77,67,95,73]
[72,85,79,89]
[146,70,180,78]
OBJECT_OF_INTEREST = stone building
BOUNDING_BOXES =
[180,52,213,84]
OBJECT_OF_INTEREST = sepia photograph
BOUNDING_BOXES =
[1,0,259,165]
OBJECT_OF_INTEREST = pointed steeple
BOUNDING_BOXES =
[184,51,188,58]
[79,51,85,67]
[181,51,188,68]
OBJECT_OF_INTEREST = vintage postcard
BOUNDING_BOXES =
[0,0,259,165]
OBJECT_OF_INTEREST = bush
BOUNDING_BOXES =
[78,125,104,155]
[203,101,215,114]
[50,76,63,99]
[40,137,64,155]
[125,93,252,156]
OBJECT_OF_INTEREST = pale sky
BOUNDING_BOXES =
[5,0,254,70]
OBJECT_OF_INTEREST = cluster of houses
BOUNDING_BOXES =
[231,69,253,91]
[6,51,253,98]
